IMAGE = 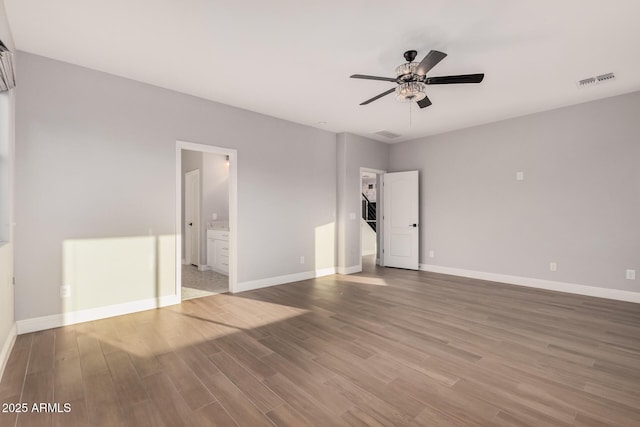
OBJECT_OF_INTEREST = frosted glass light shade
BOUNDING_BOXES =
[395,62,418,77]
[395,82,426,102]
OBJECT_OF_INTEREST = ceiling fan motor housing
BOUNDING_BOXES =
[403,50,418,62]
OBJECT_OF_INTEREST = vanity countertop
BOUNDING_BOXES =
[207,220,229,231]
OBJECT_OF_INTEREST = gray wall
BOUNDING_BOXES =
[0,0,15,375]
[14,51,336,321]
[390,91,640,292]
[337,133,389,271]
[202,152,229,223]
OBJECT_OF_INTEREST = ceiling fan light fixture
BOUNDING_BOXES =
[395,62,418,79]
[395,82,426,103]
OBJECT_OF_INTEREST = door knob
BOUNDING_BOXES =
[189,222,193,226]
[409,223,417,227]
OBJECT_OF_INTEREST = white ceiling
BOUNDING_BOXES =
[5,0,640,143]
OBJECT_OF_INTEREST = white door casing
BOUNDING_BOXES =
[185,169,200,266]
[176,140,238,299]
[383,170,419,270]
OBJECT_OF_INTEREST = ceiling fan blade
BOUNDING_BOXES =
[417,96,432,109]
[426,74,484,84]
[415,50,447,76]
[351,74,397,82]
[360,87,396,105]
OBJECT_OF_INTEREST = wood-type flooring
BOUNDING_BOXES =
[1,257,639,426]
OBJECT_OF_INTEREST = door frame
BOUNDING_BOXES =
[358,167,385,273]
[184,168,200,267]
[176,140,238,299]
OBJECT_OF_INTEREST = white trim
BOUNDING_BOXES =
[176,141,238,300]
[0,323,17,382]
[197,264,210,272]
[362,249,376,256]
[234,268,336,294]
[337,265,361,275]
[419,264,640,303]
[315,267,336,277]
[16,295,180,335]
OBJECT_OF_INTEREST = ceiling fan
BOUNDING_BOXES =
[351,49,484,108]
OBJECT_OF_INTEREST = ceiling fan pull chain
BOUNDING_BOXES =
[409,102,412,128]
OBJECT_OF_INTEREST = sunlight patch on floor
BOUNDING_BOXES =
[339,275,388,286]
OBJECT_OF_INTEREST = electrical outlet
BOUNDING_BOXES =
[626,269,636,280]
[549,262,557,272]
[516,171,524,181]
[428,250,435,258]
[300,256,305,264]
[60,285,71,298]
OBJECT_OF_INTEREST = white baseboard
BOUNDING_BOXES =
[337,265,361,275]
[182,259,188,265]
[362,249,376,256]
[234,267,336,293]
[16,294,181,335]
[0,323,17,382]
[419,264,640,303]
[198,264,210,271]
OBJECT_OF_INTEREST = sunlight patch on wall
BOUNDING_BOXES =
[62,235,176,314]
[314,222,335,272]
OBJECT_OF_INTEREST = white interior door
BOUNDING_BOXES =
[185,169,200,266]
[383,170,419,270]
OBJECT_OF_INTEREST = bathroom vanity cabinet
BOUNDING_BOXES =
[207,229,229,275]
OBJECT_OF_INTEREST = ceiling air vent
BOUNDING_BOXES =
[596,72,615,83]
[375,130,401,139]
[576,72,615,88]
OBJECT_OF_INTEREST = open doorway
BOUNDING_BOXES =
[176,141,238,301]
[359,167,385,272]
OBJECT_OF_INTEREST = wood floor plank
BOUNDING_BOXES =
[193,401,239,427]
[54,326,79,363]
[52,399,89,427]
[208,351,282,413]
[214,338,277,381]
[0,334,32,401]
[263,373,349,426]
[141,373,197,427]
[84,371,122,427]
[266,403,311,427]
[77,334,109,377]
[119,399,168,427]
[26,329,55,375]
[200,372,274,427]
[54,355,85,403]
[104,350,149,408]
[323,374,414,427]
[16,371,54,427]
[155,351,215,410]
[262,352,350,414]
